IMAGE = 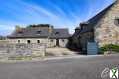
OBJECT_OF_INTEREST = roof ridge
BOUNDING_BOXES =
[88,2,115,23]
[54,28,68,29]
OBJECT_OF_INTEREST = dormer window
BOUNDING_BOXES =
[55,32,59,35]
[18,31,23,34]
[17,31,23,35]
[36,31,41,34]
[114,18,119,26]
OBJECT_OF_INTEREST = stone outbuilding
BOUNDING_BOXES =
[7,24,70,48]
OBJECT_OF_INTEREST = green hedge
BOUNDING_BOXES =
[99,44,119,54]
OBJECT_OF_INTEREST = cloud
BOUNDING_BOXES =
[0,0,60,22]
[0,0,115,35]
[0,25,14,36]
[17,0,59,19]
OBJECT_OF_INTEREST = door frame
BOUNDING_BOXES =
[56,39,59,46]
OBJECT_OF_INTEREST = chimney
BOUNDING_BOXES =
[49,25,53,33]
[15,25,22,32]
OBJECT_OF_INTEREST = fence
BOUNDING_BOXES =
[0,43,46,57]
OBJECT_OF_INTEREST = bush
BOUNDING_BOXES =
[99,44,119,54]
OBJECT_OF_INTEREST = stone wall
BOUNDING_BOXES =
[94,0,119,47]
[8,38,68,48]
[47,39,56,47]
[8,38,56,48]
[0,43,46,57]
[0,40,9,44]
[59,39,68,47]
[8,38,48,44]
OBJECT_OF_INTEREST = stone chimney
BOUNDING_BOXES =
[15,25,22,33]
[49,25,53,33]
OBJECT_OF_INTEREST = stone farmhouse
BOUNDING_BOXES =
[7,24,70,48]
[5,0,119,54]
[72,0,119,52]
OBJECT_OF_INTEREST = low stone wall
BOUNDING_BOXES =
[0,43,46,57]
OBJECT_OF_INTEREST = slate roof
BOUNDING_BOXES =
[87,3,114,27]
[8,26,70,39]
[50,29,70,39]
[78,2,115,34]
[87,2,114,25]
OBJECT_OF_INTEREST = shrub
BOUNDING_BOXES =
[99,44,119,54]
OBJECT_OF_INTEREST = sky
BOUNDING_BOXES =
[0,0,115,36]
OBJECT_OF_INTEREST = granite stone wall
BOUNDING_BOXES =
[0,43,46,57]
[8,38,68,48]
[94,0,119,47]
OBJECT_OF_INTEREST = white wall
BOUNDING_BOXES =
[47,39,56,47]
[8,38,68,48]
[59,39,68,47]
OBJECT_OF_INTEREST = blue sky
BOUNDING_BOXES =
[0,0,114,35]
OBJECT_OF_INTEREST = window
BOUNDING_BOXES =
[55,32,59,35]
[50,39,53,42]
[36,31,41,34]
[62,39,65,42]
[27,40,31,44]
[37,40,40,43]
[114,18,119,26]
[17,30,23,34]
[18,40,20,43]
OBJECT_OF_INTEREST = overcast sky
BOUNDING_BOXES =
[0,0,114,35]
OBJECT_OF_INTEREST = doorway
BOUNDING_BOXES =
[56,39,59,46]
[27,40,31,44]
